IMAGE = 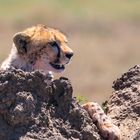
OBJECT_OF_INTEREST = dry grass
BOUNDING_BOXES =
[0,0,140,103]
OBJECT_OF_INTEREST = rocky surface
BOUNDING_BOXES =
[107,65,140,140]
[0,68,101,140]
[1,65,140,140]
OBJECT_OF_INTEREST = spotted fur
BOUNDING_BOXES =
[82,102,121,140]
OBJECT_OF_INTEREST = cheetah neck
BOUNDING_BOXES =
[1,45,33,72]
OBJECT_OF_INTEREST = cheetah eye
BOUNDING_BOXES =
[49,41,59,48]
[49,41,60,58]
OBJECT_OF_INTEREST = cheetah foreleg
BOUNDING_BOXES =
[82,102,121,140]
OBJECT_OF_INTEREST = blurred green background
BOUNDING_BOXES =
[0,0,140,103]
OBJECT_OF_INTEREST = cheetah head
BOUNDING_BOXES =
[13,24,73,73]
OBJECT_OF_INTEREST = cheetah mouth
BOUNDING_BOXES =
[49,62,65,70]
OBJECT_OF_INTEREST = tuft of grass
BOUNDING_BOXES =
[77,95,88,104]
[102,100,108,114]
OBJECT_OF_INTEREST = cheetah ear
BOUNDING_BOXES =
[13,32,30,54]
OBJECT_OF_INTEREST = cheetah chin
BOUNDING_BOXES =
[49,62,65,71]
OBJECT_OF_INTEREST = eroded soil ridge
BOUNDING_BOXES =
[107,65,140,140]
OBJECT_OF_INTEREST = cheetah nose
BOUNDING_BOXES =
[65,52,74,59]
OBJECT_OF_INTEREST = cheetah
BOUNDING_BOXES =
[0,24,120,139]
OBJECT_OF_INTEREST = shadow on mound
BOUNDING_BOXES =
[0,68,101,140]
